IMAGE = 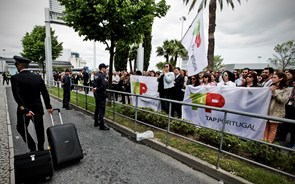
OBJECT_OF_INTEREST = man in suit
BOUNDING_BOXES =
[62,69,72,110]
[11,56,53,152]
[93,63,110,130]
[172,67,184,118]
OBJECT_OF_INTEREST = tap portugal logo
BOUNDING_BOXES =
[193,20,201,48]
[132,82,147,95]
[190,93,225,113]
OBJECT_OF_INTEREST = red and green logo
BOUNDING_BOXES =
[193,20,201,48]
[190,93,225,113]
[132,82,147,95]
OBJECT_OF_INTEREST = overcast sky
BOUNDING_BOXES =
[0,0,295,70]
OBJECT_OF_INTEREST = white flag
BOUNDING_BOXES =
[181,10,207,76]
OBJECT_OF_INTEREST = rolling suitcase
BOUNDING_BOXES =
[14,116,54,184]
[47,108,83,168]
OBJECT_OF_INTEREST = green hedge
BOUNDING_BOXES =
[120,105,295,175]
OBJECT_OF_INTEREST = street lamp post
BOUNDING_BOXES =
[180,16,186,39]
[258,56,262,62]
[2,49,6,73]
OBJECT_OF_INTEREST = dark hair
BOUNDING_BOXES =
[203,72,212,83]
[135,70,142,75]
[222,70,235,82]
[149,70,156,76]
[189,74,200,86]
[274,71,288,89]
[181,69,187,76]
[264,67,274,74]
[174,67,181,71]
[243,71,258,87]
[242,68,250,72]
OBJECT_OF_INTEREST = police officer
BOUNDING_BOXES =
[62,69,72,110]
[93,63,110,130]
[11,56,53,151]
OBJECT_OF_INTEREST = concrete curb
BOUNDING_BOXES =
[50,95,252,184]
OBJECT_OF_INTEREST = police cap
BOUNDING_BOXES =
[99,63,108,69]
[13,56,31,64]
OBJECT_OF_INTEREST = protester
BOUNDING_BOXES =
[11,56,53,151]
[81,67,90,94]
[200,72,216,86]
[172,67,184,118]
[158,63,175,114]
[264,72,291,143]
[188,75,200,87]
[260,67,274,87]
[217,71,236,87]
[285,86,295,149]
[239,71,258,87]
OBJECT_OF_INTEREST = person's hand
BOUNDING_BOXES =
[270,85,277,92]
[47,109,53,114]
[25,111,35,117]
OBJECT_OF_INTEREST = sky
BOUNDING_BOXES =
[0,0,295,71]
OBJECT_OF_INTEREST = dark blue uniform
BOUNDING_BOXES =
[62,74,71,109]
[11,70,52,151]
[93,71,107,128]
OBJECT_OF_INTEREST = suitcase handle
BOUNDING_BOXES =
[50,109,63,126]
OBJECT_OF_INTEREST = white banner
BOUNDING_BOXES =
[181,9,207,76]
[182,86,272,140]
[130,75,160,111]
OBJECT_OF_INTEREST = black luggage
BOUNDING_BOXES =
[47,109,83,168]
[14,116,53,184]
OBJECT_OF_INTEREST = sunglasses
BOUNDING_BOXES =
[223,74,228,76]
[191,78,196,80]
[164,65,169,67]
[247,75,253,78]
[203,76,208,78]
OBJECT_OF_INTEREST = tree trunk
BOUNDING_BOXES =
[134,58,137,71]
[207,0,217,72]
[108,37,115,90]
[129,59,133,72]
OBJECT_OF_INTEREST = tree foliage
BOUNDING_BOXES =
[58,0,170,87]
[156,39,188,66]
[156,61,166,70]
[183,0,241,71]
[21,25,63,78]
[129,44,139,72]
[268,40,295,70]
[213,55,224,72]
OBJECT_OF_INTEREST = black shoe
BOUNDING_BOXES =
[66,107,73,110]
[94,123,100,127]
[99,125,110,130]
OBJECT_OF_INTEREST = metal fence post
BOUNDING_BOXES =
[216,111,227,169]
[112,92,115,123]
[166,101,172,147]
[134,95,139,132]
[76,85,78,105]
[57,81,60,98]
[85,89,88,110]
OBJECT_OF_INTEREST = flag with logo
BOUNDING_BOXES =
[181,9,207,76]
[130,75,161,111]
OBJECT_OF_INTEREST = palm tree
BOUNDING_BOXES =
[183,0,241,71]
[156,40,174,63]
[156,39,188,66]
[170,39,188,66]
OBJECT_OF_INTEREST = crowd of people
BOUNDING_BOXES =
[53,65,295,148]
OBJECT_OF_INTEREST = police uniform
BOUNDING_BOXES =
[93,63,109,130]
[11,56,52,151]
[62,69,72,109]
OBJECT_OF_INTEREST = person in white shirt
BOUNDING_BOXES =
[112,72,120,100]
[200,73,216,86]
[217,71,236,87]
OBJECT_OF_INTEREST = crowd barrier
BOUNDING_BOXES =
[46,80,295,179]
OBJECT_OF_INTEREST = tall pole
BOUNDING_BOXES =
[45,8,53,84]
[180,16,186,40]
[1,49,5,73]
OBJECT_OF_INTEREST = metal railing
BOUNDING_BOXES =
[46,81,295,179]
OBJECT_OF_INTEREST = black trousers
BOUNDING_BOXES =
[16,114,45,151]
[63,88,71,108]
[94,96,106,127]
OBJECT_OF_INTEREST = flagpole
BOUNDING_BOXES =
[181,11,201,42]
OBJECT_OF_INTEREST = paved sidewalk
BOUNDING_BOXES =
[0,85,11,184]
[5,86,218,184]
